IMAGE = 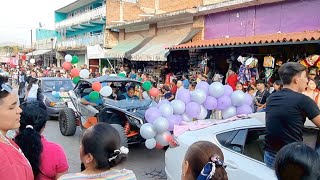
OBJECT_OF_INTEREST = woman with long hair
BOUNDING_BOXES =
[0,75,33,180]
[15,101,69,180]
[25,77,39,102]
[182,141,228,180]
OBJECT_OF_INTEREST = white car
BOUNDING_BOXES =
[165,113,319,180]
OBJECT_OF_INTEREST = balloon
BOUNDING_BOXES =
[54,92,60,98]
[159,103,174,117]
[153,117,169,133]
[171,100,186,115]
[89,91,100,100]
[73,76,80,84]
[195,81,209,94]
[182,113,193,122]
[145,138,157,149]
[101,82,108,87]
[118,73,126,78]
[216,95,232,110]
[145,107,162,124]
[70,68,80,77]
[92,82,102,92]
[222,106,237,119]
[158,99,170,107]
[155,131,171,146]
[51,91,57,96]
[140,123,157,139]
[99,86,112,97]
[79,69,90,79]
[244,93,253,105]
[197,105,208,120]
[203,96,218,110]
[149,87,160,97]
[186,102,201,118]
[109,74,117,76]
[71,55,79,64]
[209,82,225,98]
[176,89,191,104]
[142,81,152,91]
[231,90,246,107]
[30,58,35,64]
[142,91,150,100]
[191,89,207,104]
[64,54,72,62]
[167,115,182,131]
[62,62,72,71]
[237,104,253,115]
[224,85,233,96]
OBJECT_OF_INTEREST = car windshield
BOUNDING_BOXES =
[42,80,74,92]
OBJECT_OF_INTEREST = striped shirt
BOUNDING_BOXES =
[58,169,137,180]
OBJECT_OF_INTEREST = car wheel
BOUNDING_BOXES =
[59,108,77,136]
[111,124,128,148]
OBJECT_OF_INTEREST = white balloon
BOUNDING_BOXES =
[222,106,237,119]
[191,89,207,104]
[209,82,225,98]
[197,105,208,120]
[99,86,112,97]
[159,103,174,117]
[142,91,150,100]
[155,131,171,146]
[51,91,57,96]
[145,138,157,149]
[79,69,90,79]
[140,123,157,139]
[30,58,35,64]
[109,74,117,77]
[171,100,186,115]
[231,90,246,107]
[153,117,169,133]
[181,113,193,122]
[64,54,72,62]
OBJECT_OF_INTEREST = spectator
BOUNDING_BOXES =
[129,69,137,79]
[81,93,103,107]
[226,67,238,91]
[265,62,320,168]
[170,79,178,95]
[303,79,320,108]
[274,142,320,180]
[235,82,244,92]
[118,86,140,101]
[272,80,283,93]
[162,85,174,101]
[182,141,227,180]
[247,85,255,112]
[0,75,33,180]
[189,81,197,91]
[182,74,189,89]
[254,80,270,112]
[15,101,69,180]
[25,78,39,102]
[58,123,136,180]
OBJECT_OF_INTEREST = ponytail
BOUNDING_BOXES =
[212,165,228,180]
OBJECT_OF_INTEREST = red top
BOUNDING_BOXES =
[227,74,238,91]
[170,85,178,95]
[0,139,34,180]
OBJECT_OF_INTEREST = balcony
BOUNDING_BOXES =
[56,5,106,29]
[57,33,104,51]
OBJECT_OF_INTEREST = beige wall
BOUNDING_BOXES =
[203,0,229,6]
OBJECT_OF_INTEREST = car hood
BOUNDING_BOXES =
[43,92,69,102]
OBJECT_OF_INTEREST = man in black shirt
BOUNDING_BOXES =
[254,80,270,112]
[264,62,320,168]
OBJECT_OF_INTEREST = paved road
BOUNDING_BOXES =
[43,120,167,180]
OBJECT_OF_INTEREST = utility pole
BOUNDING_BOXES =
[31,29,33,58]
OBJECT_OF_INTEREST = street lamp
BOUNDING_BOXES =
[50,38,54,67]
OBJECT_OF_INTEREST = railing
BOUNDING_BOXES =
[57,33,104,50]
[56,5,106,29]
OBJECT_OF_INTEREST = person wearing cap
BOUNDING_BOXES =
[226,67,238,91]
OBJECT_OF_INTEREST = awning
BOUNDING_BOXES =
[130,28,201,61]
[26,49,51,56]
[106,35,152,59]
[168,31,320,50]
[0,57,10,63]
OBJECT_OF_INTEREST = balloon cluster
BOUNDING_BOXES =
[140,81,253,149]
[63,54,90,83]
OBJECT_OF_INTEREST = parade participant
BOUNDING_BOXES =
[25,78,39,102]
[189,81,197,91]
[15,101,69,180]
[81,94,103,106]
[182,74,190,90]
[161,85,174,101]
[0,75,33,180]
[118,86,140,101]
[226,67,238,91]
[58,123,136,180]
[235,82,244,92]
[170,79,178,95]
[254,80,270,112]
[274,142,320,180]
[265,62,320,168]
[182,141,227,180]
[302,79,320,108]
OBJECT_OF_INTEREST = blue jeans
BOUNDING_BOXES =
[264,151,276,169]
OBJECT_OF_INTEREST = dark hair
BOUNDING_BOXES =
[190,81,197,88]
[15,101,48,177]
[0,75,9,100]
[274,80,283,90]
[184,141,228,180]
[247,85,255,92]
[82,123,126,170]
[172,79,177,84]
[274,142,320,180]
[256,79,265,85]
[127,86,135,92]
[27,78,38,91]
[278,62,306,85]
[163,85,170,91]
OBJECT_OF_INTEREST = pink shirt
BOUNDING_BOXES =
[37,136,69,180]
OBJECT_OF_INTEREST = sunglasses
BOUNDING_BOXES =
[1,84,13,93]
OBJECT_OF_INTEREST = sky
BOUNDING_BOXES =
[0,0,75,46]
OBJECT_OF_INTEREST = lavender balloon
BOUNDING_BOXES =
[171,100,186,115]
[216,95,232,110]
[176,89,191,104]
[167,115,182,131]
[195,81,209,94]
[191,89,207,105]
[158,99,170,107]
[145,107,162,123]
[224,85,233,96]
[209,82,225,98]
[222,106,237,119]
[244,93,253,105]
[181,113,193,122]
[186,102,201,118]
[237,104,253,115]
[203,96,218,110]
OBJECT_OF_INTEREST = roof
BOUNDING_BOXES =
[80,75,141,84]
[168,31,320,50]
[38,77,72,81]
[55,0,96,13]
[26,49,51,56]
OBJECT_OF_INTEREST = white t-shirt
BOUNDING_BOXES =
[27,84,39,98]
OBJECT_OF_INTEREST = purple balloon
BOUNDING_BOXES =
[237,104,253,115]
[203,96,218,110]
[216,95,232,110]
[224,85,233,96]
[244,93,253,105]
[158,99,170,107]
[145,107,162,123]
[186,102,201,118]
[196,81,209,94]
[167,115,182,131]
[176,89,191,104]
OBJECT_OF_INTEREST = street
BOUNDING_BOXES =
[43,120,167,180]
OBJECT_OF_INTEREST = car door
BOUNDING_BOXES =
[215,127,277,180]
